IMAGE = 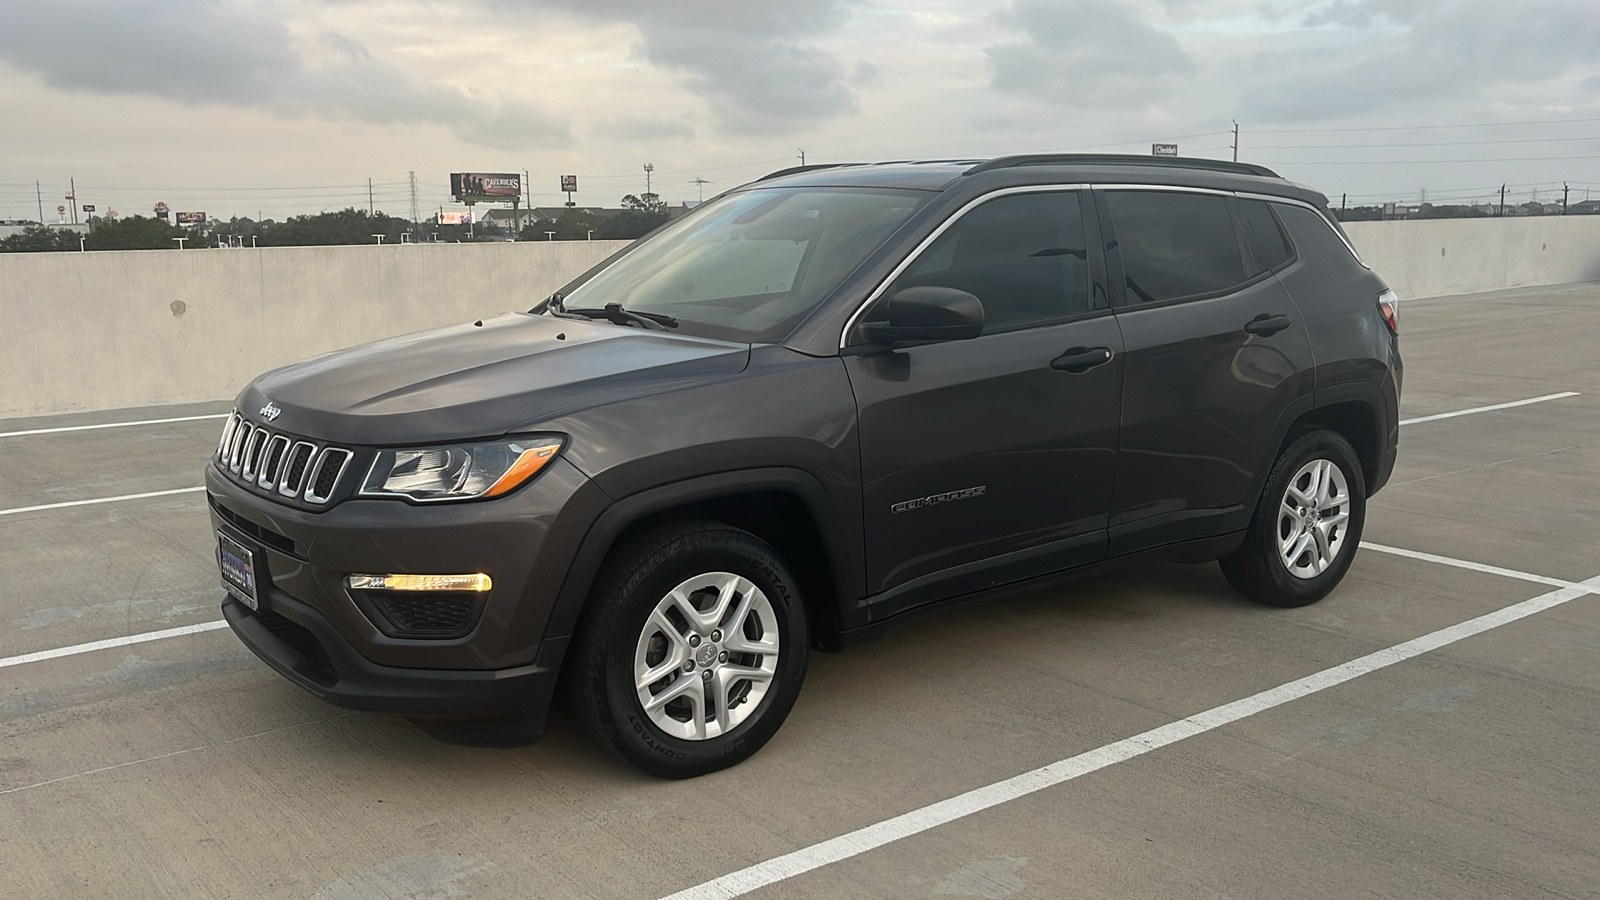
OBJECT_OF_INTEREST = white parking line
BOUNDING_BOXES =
[660,571,1600,900]
[0,620,229,670]
[1399,391,1579,426]
[0,413,227,439]
[1359,541,1584,590]
[0,486,206,518]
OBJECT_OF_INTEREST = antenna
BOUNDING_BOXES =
[408,171,420,225]
[643,163,654,197]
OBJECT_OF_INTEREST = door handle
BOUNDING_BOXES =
[1050,346,1114,373]
[1244,313,1292,337]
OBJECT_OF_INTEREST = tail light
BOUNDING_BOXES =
[1377,290,1398,335]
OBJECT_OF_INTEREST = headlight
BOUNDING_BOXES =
[360,437,564,503]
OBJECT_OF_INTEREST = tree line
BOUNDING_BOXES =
[0,194,672,253]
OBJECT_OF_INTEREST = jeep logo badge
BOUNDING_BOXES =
[258,402,282,422]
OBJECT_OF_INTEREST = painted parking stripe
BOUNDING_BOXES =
[0,486,206,518]
[1399,391,1579,426]
[0,413,227,439]
[659,573,1600,900]
[1359,541,1586,590]
[0,620,229,670]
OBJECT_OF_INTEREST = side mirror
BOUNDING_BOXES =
[863,286,985,343]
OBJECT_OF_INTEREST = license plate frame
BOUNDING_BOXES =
[217,531,259,610]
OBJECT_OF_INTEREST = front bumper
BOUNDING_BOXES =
[206,456,609,726]
[223,593,563,720]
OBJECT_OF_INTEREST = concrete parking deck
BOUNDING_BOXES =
[2,283,1597,899]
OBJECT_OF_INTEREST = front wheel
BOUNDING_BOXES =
[1221,429,1367,608]
[570,522,808,778]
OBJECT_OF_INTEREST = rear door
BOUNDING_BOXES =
[845,188,1124,617]
[1096,188,1314,554]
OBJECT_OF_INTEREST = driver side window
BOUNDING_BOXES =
[892,191,1093,334]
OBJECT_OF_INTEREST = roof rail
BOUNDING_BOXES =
[756,163,856,182]
[965,154,1279,179]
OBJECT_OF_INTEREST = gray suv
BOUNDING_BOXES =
[207,155,1401,777]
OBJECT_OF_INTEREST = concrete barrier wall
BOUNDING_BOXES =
[1343,216,1600,301]
[3,217,1599,419]
[0,241,628,418]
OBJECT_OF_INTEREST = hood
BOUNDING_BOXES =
[237,312,750,445]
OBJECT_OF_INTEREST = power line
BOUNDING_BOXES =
[1253,115,1600,134]
[1254,134,1600,151]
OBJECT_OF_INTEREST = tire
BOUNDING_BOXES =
[1220,429,1367,608]
[570,521,809,778]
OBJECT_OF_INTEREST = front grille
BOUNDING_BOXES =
[253,607,338,685]
[370,593,482,638]
[214,411,355,508]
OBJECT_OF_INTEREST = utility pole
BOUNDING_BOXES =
[1341,193,1347,216]
[69,178,77,224]
[643,163,654,197]
[408,171,420,226]
[1562,183,1569,215]
[692,178,710,202]
[367,178,375,216]
[798,148,806,166]
[35,181,43,223]
[1230,121,1239,162]
[1499,184,1506,216]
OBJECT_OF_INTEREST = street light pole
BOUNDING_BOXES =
[172,237,187,250]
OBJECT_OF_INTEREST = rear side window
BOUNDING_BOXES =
[1103,190,1246,304]
[1235,198,1293,273]
[894,191,1093,333]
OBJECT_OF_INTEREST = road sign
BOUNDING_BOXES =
[1152,144,1179,157]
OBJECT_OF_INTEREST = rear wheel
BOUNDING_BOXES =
[571,522,808,778]
[1221,429,1366,607]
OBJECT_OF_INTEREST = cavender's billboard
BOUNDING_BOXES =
[451,173,522,201]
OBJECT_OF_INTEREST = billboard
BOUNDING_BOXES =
[561,174,578,193]
[438,211,471,225]
[451,172,521,201]
[176,211,207,225]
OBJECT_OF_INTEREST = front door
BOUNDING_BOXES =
[844,189,1124,619]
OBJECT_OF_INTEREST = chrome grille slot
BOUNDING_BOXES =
[241,428,269,481]
[217,413,240,461]
[278,442,317,497]
[229,422,253,472]
[304,448,352,504]
[257,435,291,488]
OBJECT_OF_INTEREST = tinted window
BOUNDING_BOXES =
[1104,191,1246,304]
[1236,198,1293,273]
[893,191,1092,333]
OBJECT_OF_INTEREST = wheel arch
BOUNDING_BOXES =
[547,468,859,654]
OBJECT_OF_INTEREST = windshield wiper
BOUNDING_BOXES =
[561,303,678,331]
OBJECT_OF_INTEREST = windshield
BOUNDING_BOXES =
[559,187,930,342]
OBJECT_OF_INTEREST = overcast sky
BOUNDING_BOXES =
[3,0,1598,221]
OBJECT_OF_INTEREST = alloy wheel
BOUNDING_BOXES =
[1277,458,1352,579]
[633,571,780,741]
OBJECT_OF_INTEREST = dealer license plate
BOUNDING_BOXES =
[217,531,259,610]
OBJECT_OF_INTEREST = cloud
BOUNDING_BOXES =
[496,0,863,134]
[984,0,1197,108]
[1247,0,1600,121]
[591,115,696,142]
[0,0,569,148]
